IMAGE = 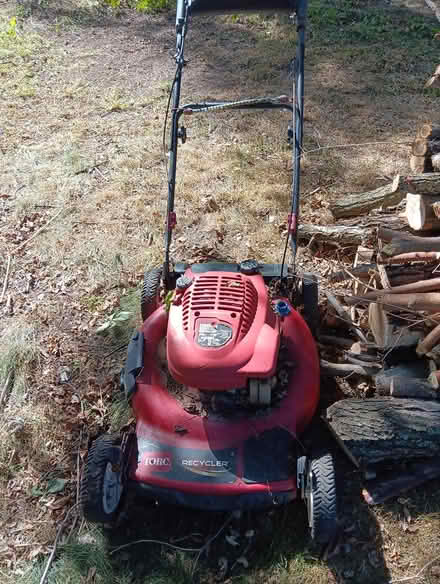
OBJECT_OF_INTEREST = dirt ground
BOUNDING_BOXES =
[1,0,440,583]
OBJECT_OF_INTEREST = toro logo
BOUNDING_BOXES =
[143,452,172,472]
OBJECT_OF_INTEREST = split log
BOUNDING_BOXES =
[428,371,440,388]
[362,458,440,505]
[353,246,375,295]
[379,227,440,257]
[410,155,427,174]
[347,291,440,311]
[412,137,429,157]
[389,376,438,399]
[298,224,372,246]
[330,264,377,283]
[352,276,440,301]
[418,124,440,140]
[326,397,440,467]
[425,65,440,89]
[406,193,440,231]
[375,361,430,394]
[433,153,440,172]
[377,292,440,312]
[405,173,440,195]
[320,360,376,378]
[318,335,354,349]
[368,303,392,348]
[329,175,404,219]
[417,322,440,356]
[382,251,440,263]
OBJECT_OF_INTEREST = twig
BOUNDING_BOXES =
[304,140,411,155]
[39,503,80,584]
[389,555,440,583]
[15,208,64,253]
[110,539,201,555]
[0,254,11,303]
[191,514,233,577]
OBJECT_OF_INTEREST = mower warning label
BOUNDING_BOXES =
[136,442,238,484]
[197,323,233,348]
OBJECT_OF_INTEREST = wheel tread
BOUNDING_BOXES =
[309,453,338,544]
[81,435,121,523]
[141,267,162,321]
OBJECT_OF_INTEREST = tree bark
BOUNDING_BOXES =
[326,397,440,467]
[405,173,440,195]
[417,322,440,356]
[379,227,440,257]
[354,276,440,301]
[362,459,440,505]
[329,175,404,219]
[390,376,439,399]
[406,193,440,231]
[298,224,373,246]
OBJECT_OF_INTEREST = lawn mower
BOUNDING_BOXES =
[81,0,338,544]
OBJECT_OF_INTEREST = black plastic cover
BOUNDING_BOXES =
[174,262,288,278]
[189,0,296,13]
[123,331,144,400]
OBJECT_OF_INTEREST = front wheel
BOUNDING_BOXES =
[306,453,338,544]
[81,435,124,523]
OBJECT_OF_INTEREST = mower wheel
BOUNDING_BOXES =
[81,434,124,523]
[302,273,319,338]
[306,453,338,545]
[141,267,162,322]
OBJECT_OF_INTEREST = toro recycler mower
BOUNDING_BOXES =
[81,0,337,544]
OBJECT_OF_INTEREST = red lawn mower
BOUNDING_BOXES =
[81,0,338,544]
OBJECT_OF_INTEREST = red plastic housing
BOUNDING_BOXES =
[129,272,320,502]
[167,271,279,390]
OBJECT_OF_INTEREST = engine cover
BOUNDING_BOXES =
[166,270,280,390]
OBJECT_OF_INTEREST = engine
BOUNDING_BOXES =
[166,271,281,390]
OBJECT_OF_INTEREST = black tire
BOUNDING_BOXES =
[307,453,338,545]
[302,273,319,338]
[141,267,162,322]
[81,435,123,523]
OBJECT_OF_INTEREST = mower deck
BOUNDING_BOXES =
[125,266,319,510]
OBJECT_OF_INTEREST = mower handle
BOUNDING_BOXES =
[187,0,297,13]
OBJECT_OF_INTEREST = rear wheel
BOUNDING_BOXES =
[302,273,319,338]
[81,435,124,523]
[141,267,162,321]
[306,453,338,544]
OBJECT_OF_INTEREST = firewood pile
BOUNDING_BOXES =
[302,124,440,505]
